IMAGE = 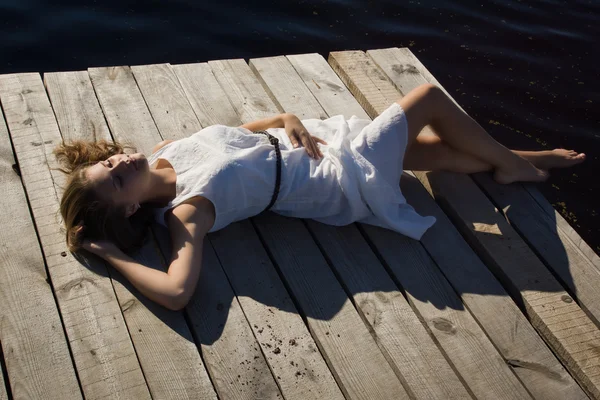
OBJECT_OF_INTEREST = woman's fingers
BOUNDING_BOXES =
[300,133,321,159]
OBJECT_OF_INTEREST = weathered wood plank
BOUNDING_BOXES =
[154,226,283,400]
[330,52,596,400]
[0,91,81,400]
[421,169,600,398]
[526,186,600,271]
[53,68,217,399]
[0,72,151,400]
[172,62,242,127]
[473,172,600,327]
[0,353,7,400]
[286,53,370,120]
[369,46,600,329]
[403,171,588,399]
[250,54,472,400]
[209,221,345,400]
[87,66,158,154]
[135,62,287,399]
[373,46,599,273]
[249,56,327,120]
[297,52,534,399]
[172,60,344,400]
[209,57,410,399]
[130,63,202,140]
[366,46,595,399]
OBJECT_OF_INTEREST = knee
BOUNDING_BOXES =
[397,84,444,112]
[418,83,443,101]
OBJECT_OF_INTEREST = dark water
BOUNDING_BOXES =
[1,0,598,254]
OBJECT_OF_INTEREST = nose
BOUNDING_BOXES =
[112,154,131,170]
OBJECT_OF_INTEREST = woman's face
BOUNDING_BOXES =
[86,153,150,212]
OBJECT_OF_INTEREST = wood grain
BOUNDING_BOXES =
[251,53,472,400]
[329,49,591,399]
[173,60,343,400]
[0,87,81,400]
[368,47,600,328]
[287,53,370,120]
[368,46,597,399]
[209,57,407,399]
[52,68,219,399]
[136,62,287,399]
[0,72,151,400]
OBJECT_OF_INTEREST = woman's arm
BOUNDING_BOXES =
[239,113,290,131]
[240,113,326,159]
[83,197,215,311]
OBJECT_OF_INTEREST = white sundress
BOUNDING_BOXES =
[147,103,436,240]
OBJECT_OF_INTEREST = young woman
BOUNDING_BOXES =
[55,84,585,311]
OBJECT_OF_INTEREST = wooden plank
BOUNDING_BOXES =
[373,46,599,272]
[329,50,592,399]
[0,73,151,400]
[133,62,289,399]
[209,222,345,400]
[250,54,472,400]
[286,53,370,120]
[0,351,7,400]
[0,95,81,399]
[421,169,600,397]
[130,63,202,140]
[365,47,595,399]
[473,172,600,326]
[526,185,600,270]
[171,62,242,127]
[287,53,533,399]
[403,171,588,399]
[368,46,600,328]
[49,68,218,399]
[171,61,344,400]
[87,66,158,154]
[208,57,409,400]
[154,226,283,400]
[249,55,327,120]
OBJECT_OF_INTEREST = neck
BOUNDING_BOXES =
[142,168,177,205]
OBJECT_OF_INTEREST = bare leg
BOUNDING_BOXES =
[405,135,586,173]
[399,84,550,184]
[404,134,493,173]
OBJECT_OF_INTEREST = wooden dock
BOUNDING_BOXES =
[1,47,600,399]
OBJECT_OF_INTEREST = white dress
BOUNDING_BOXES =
[147,103,436,240]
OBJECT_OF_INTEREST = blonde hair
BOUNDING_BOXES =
[54,140,151,253]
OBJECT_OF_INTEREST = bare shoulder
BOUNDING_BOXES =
[166,197,215,240]
[152,140,175,154]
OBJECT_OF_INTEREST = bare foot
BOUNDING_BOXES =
[493,160,549,184]
[513,149,586,170]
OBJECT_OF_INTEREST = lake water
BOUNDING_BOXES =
[1,0,598,253]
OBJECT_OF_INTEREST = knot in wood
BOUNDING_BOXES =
[431,317,456,334]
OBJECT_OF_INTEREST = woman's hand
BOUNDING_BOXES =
[282,114,327,159]
[82,239,121,259]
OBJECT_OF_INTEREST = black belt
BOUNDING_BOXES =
[253,130,281,212]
